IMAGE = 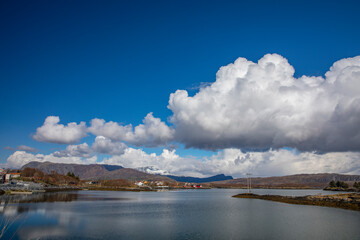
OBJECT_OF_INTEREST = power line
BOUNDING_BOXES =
[246,173,252,193]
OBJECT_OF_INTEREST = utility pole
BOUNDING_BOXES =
[246,173,252,193]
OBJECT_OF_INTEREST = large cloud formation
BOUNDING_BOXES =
[33,116,87,144]
[168,54,360,152]
[12,54,360,176]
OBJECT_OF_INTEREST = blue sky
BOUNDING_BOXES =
[1,0,360,177]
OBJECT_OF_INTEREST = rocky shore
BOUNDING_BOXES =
[232,193,360,211]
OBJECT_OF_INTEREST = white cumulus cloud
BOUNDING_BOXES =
[204,149,360,177]
[92,136,128,155]
[51,137,128,158]
[101,148,360,178]
[101,148,206,177]
[33,116,87,144]
[6,147,360,177]
[6,151,97,169]
[168,54,360,152]
[89,112,175,147]
[53,143,92,158]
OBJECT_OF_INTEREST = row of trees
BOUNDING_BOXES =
[328,180,360,189]
[329,180,349,188]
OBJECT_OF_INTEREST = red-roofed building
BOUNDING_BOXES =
[5,173,21,182]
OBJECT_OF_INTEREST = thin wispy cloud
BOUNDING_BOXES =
[17,145,38,153]
[5,145,38,153]
[4,146,15,151]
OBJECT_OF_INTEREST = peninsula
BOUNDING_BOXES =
[232,193,360,211]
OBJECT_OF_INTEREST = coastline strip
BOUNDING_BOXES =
[232,193,360,211]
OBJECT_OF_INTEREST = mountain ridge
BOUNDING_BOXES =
[22,161,175,182]
[213,173,360,188]
[20,162,360,188]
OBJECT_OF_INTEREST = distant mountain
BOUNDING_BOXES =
[135,166,233,183]
[22,161,109,180]
[99,168,174,182]
[22,162,358,188]
[22,161,175,182]
[213,173,360,189]
[166,174,233,183]
[101,164,123,171]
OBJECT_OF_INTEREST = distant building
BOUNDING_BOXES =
[5,174,10,182]
[87,181,98,185]
[10,173,20,179]
[156,181,164,186]
[135,181,145,187]
[5,173,21,182]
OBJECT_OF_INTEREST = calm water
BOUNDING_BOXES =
[1,189,359,240]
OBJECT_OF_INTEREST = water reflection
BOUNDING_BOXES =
[0,189,359,240]
[18,226,69,240]
[0,191,133,205]
[0,191,134,239]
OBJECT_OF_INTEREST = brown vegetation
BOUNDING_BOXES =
[22,161,175,182]
[21,167,81,186]
[100,179,134,187]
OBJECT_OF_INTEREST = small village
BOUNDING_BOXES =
[0,168,210,195]
[134,180,204,189]
[0,168,50,193]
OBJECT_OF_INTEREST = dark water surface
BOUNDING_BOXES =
[1,189,359,240]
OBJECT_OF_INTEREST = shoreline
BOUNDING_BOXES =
[232,193,360,211]
[1,185,355,195]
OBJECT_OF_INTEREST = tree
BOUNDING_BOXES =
[329,180,336,188]
[336,181,348,189]
[21,168,36,177]
[33,171,44,179]
[66,172,79,181]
